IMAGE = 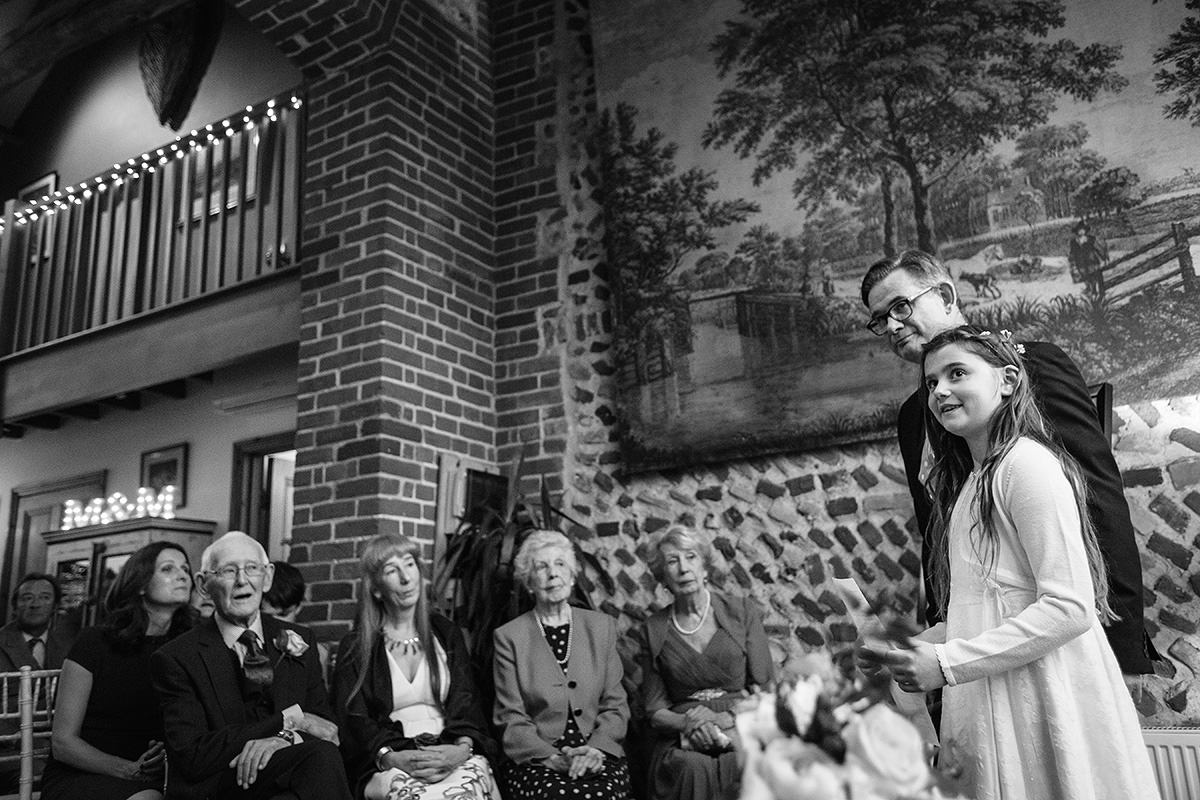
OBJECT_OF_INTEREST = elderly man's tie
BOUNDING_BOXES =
[238,629,273,687]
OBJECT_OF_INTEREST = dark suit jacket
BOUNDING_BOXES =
[898,340,1157,673]
[330,614,496,796]
[150,614,333,800]
[0,621,69,744]
[493,607,628,765]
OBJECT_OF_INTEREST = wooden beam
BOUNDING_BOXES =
[0,0,191,95]
[102,392,141,411]
[20,413,61,429]
[62,402,101,420]
[146,379,187,399]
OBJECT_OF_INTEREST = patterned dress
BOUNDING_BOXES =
[503,622,632,800]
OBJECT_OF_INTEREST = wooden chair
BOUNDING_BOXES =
[0,666,60,800]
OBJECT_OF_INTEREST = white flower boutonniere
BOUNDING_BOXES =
[275,629,310,660]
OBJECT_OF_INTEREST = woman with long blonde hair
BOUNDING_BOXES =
[331,533,497,799]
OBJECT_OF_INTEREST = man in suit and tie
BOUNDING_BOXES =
[151,531,352,800]
[0,573,70,791]
[860,250,1158,677]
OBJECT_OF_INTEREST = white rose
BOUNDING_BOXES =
[276,629,310,658]
[758,737,842,800]
[842,705,930,798]
[785,675,822,737]
[736,692,783,749]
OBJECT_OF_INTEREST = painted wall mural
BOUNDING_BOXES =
[593,0,1200,470]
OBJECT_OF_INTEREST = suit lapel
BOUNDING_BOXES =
[197,618,246,725]
[0,624,36,670]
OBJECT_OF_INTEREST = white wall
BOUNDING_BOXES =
[0,347,297,539]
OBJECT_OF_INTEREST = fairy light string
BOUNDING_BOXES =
[9,94,302,228]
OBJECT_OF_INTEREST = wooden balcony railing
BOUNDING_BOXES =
[0,89,304,356]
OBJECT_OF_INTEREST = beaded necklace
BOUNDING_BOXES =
[535,607,572,673]
[382,631,422,655]
[671,589,711,636]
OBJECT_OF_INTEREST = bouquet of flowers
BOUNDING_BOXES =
[736,651,972,800]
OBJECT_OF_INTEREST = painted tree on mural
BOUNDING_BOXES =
[596,103,757,366]
[1155,0,1200,126]
[1012,123,1106,219]
[702,0,1126,253]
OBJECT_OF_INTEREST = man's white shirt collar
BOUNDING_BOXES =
[215,612,265,658]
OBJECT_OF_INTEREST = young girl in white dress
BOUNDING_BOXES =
[881,325,1159,800]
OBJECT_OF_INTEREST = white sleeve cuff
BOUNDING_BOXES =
[933,644,956,687]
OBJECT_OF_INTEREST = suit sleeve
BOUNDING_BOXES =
[150,647,283,782]
[743,597,773,688]
[1025,342,1153,673]
[492,626,559,764]
[898,391,942,628]
[585,615,628,756]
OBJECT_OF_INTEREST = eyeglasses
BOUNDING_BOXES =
[866,285,938,335]
[207,563,269,583]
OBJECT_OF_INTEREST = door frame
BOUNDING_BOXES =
[2,470,107,619]
[229,431,295,551]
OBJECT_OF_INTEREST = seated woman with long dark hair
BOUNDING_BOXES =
[40,542,195,800]
[332,533,497,800]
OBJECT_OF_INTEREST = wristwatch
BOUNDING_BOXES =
[375,745,392,771]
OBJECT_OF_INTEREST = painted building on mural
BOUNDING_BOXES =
[0,0,1198,732]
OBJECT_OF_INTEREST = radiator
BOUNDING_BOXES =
[1144,727,1200,800]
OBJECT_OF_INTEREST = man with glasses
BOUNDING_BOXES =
[151,531,351,800]
[860,250,1158,678]
[1,573,70,791]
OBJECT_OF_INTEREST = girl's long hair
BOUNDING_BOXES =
[101,541,196,650]
[922,326,1115,623]
[343,533,443,710]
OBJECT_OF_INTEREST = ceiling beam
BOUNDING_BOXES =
[0,0,191,95]
[20,413,62,430]
[102,392,142,411]
[62,402,102,420]
[1,424,24,439]
[147,379,187,399]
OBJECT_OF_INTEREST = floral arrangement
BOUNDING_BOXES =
[736,651,971,800]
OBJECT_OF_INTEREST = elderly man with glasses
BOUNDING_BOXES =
[860,250,1158,680]
[150,531,351,800]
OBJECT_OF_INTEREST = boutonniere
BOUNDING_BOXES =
[273,628,310,665]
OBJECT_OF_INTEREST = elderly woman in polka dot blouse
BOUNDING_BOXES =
[492,530,632,800]
[641,525,773,800]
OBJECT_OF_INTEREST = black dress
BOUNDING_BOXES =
[502,622,632,800]
[40,628,169,800]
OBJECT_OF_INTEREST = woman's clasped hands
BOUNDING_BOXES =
[385,742,471,784]
[545,745,605,778]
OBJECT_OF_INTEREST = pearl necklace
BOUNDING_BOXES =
[671,590,711,636]
[535,608,572,673]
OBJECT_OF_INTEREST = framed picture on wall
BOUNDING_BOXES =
[140,442,188,507]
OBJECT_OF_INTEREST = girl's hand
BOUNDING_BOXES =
[561,745,605,778]
[854,639,892,678]
[883,641,946,693]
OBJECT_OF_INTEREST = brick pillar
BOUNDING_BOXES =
[236,0,497,639]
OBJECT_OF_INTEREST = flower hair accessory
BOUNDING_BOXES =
[976,329,1025,355]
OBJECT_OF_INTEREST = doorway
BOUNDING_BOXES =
[1,471,107,620]
[230,432,295,559]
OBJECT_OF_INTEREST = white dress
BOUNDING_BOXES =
[931,438,1159,800]
[364,641,497,800]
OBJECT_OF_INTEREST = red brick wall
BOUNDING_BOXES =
[235,0,498,639]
